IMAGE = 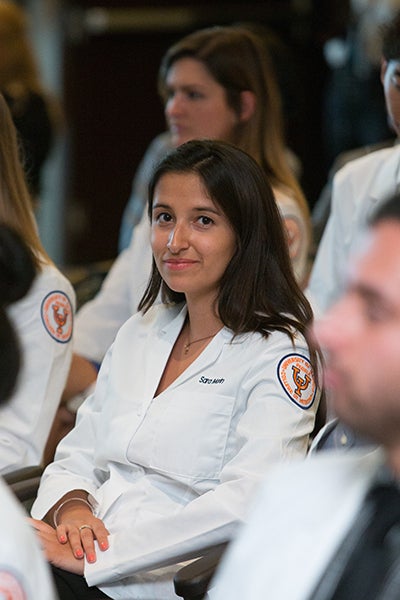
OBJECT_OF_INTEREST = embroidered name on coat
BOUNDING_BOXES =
[199,376,225,384]
[277,353,316,409]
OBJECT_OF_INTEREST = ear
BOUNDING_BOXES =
[381,59,388,85]
[239,90,256,122]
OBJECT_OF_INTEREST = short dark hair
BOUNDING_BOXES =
[381,12,400,62]
[140,140,315,363]
[370,192,400,225]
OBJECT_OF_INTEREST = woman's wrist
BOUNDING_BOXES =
[53,496,93,528]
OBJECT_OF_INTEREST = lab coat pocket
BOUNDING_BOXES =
[134,389,235,482]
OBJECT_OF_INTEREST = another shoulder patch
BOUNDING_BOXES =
[41,290,73,343]
[0,570,26,599]
[277,353,316,409]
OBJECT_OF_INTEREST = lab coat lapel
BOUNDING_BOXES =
[165,328,235,390]
[135,304,235,403]
[368,145,400,213]
[139,305,187,406]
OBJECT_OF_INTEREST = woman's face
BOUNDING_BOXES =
[151,171,236,305]
[164,57,240,147]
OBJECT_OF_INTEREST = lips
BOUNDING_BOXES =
[163,258,197,270]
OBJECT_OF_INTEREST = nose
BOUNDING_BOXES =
[167,223,190,253]
[165,91,184,118]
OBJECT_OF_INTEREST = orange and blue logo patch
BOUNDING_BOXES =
[41,290,73,343]
[277,353,316,409]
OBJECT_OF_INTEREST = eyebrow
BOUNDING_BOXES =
[152,202,221,215]
[353,283,383,301]
[166,83,206,91]
[352,282,393,312]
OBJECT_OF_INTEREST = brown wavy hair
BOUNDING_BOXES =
[158,25,310,235]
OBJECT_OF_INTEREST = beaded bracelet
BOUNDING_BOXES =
[53,497,93,528]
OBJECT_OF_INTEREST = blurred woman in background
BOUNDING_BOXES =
[0,92,74,474]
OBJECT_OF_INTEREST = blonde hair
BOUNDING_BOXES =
[158,25,310,230]
[0,92,50,270]
[0,0,42,91]
[0,1,62,134]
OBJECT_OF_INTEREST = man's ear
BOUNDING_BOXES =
[381,59,388,84]
[239,90,256,122]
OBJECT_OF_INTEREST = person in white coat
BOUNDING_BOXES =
[307,12,400,315]
[0,93,74,474]
[212,191,400,600]
[45,25,312,459]
[30,140,320,600]
[0,224,56,599]
[117,24,310,281]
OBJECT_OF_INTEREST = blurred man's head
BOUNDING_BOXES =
[313,194,400,453]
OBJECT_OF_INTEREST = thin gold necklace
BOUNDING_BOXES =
[183,331,219,355]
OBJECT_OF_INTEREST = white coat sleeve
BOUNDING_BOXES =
[30,348,114,511]
[73,250,133,364]
[74,217,153,365]
[306,165,358,315]
[0,265,75,473]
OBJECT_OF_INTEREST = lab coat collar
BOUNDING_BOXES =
[369,144,400,206]
[155,303,240,391]
[159,303,239,346]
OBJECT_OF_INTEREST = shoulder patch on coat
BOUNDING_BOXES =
[41,290,73,343]
[0,570,26,600]
[277,353,316,409]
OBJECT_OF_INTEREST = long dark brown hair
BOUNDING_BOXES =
[139,139,319,374]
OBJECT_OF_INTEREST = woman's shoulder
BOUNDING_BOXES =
[235,326,309,355]
[36,261,75,299]
[7,262,75,343]
[119,302,185,335]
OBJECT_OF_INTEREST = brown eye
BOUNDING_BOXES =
[196,216,214,227]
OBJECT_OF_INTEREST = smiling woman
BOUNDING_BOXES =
[31,140,321,600]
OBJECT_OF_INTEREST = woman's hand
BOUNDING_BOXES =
[52,501,110,563]
[29,519,85,575]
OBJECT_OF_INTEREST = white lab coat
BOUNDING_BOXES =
[32,302,318,599]
[0,476,56,599]
[73,214,151,365]
[0,262,75,474]
[307,144,400,315]
[212,447,384,600]
[74,190,310,366]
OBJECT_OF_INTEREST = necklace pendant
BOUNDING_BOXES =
[184,342,190,354]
